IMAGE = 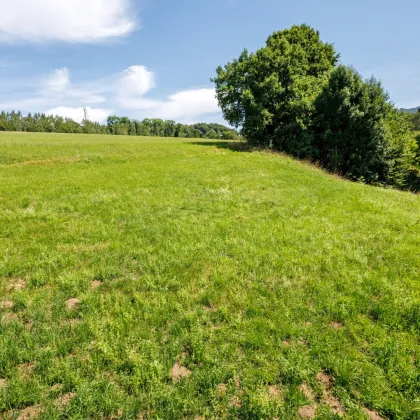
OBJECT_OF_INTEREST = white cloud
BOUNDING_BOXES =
[115,65,219,120]
[156,88,219,120]
[44,68,70,92]
[0,65,222,124]
[0,0,136,43]
[117,65,157,108]
[45,107,112,124]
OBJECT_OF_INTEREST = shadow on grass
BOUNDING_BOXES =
[189,141,252,152]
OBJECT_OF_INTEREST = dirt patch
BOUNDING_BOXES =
[316,371,334,388]
[216,383,227,396]
[268,385,281,397]
[229,395,242,408]
[17,405,42,420]
[316,371,344,416]
[170,362,192,383]
[234,375,241,388]
[299,383,315,402]
[298,405,316,419]
[2,312,18,324]
[18,362,36,378]
[267,385,283,404]
[0,300,14,309]
[324,394,345,416]
[91,280,102,290]
[8,278,27,291]
[65,298,80,310]
[55,392,76,410]
[0,378,7,388]
[330,322,344,329]
[362,407,386,420]
[282,340,291,346]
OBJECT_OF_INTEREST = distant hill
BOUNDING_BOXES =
[401,106,420,114]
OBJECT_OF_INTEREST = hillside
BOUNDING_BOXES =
[1,132,419,419]
[401,106,420,113]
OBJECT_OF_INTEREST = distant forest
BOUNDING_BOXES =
[0,111,239,140]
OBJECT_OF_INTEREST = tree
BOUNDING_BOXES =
[312,65,417,187]
[213,24,338,156]
[411,109,420,131]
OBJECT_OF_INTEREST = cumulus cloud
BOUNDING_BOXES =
[115,66,219,120]
[117,66,158,109]
[0,65,222,124]
[45,107,112,124]
[156,89,219,120]
[0,0,136,43]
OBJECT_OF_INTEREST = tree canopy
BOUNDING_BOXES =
[213,24,419,190]
[213,24,338,155]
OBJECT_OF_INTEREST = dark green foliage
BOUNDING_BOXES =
[313,66,418,188]
[105,116,237,139]
[312,66,388,182]
[0,111,238,140]
[213,25,418,190]
[410,109,420,131]
[213,24,338,155]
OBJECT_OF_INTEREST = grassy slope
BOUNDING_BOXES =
[0,132,419,419]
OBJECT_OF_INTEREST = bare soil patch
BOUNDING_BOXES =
[55,392,76,409]
[0,300,14,309]
[91,280,102,290]
[170,362,192,383]
[17,405,42,420]
[362,407,387,420]
[298,405,316,419]
[229,395,242,408]
[7,278,27,291]
[65,298,80,310]
[216,383,227,396]
[299,383,315,402]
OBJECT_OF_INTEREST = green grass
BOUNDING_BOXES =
[1,132,419,419]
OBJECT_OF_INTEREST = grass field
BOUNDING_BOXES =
[0,132,419,419]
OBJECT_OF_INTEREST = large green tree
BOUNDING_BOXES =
[213,24,338,156]
[313,65,418,187]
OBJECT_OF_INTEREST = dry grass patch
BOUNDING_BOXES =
[7,278,27,291]
[298,405,316,419]
[0,378,7,388]
[55,392,76,410]
[316,371,345,416]
[65,298,80,310]
[91,280,102,290]
[16,405,43,420]
[216,383,227,396]
[170,363,192,383]
[299,383,315,402]
[362,407,387,420]
[0,300,14,309]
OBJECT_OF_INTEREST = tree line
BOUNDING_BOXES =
[0,111,239,140]
[213,25,420,191]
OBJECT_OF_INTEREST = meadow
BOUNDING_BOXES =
[0,132,419,419]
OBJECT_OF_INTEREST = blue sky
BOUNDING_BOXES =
[0,0,419,124]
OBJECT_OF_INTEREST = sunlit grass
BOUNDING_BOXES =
[1,132,419,419]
